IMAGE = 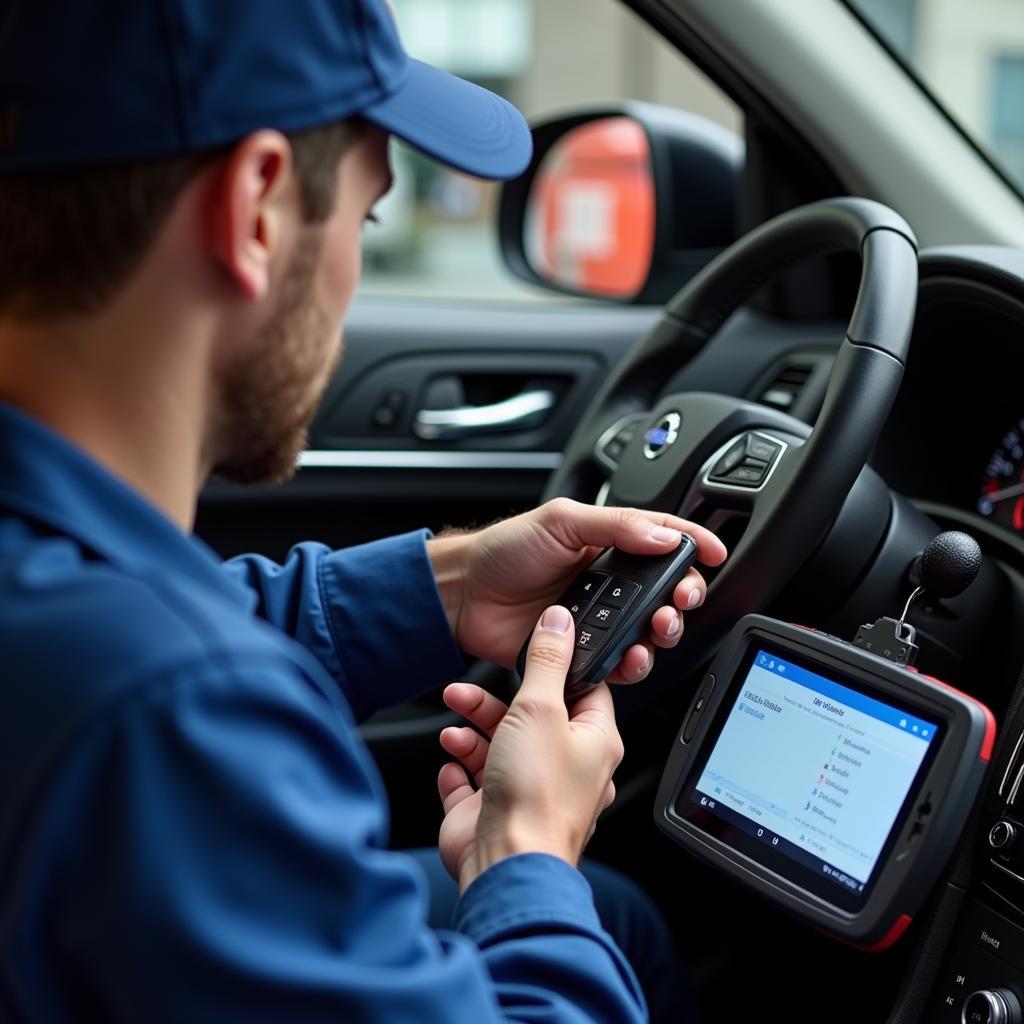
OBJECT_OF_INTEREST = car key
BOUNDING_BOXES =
[516,535,699,702]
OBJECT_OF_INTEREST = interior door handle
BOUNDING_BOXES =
[414,388,557,440]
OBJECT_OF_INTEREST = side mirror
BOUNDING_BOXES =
[499,103,742,304]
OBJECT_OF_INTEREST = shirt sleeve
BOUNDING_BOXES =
[221,530,466,719]
[26,655,646,1024]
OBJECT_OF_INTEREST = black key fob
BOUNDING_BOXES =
[516,535,699,702]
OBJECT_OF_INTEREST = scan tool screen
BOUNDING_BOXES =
[683,647,940,909]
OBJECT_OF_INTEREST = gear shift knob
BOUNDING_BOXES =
[855,531,982,669]
[914,530,982,599]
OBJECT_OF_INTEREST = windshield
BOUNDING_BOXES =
[844,0,1024,196]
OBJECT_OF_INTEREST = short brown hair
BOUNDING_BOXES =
[0,120,356,321]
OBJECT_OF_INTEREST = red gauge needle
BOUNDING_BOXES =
[982,481,1024,504]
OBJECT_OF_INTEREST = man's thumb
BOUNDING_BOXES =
[519,605,575,700]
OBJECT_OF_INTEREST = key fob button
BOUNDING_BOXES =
[584,603,621,629]
[602,579,640,609]
[576,624,608,651]
[559,572,610,621]
[577,572,609,598]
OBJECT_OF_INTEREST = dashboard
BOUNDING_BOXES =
[872,248,1024,551]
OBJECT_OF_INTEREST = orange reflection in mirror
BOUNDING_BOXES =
[527,117,655,299]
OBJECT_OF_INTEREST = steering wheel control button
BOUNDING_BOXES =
[746,435,781,462]
[594,413,646,471]
[584,604,622,629]
[602,423,640,463]
[642,411,681,460]
[990,821,1018,852]
[603,437,626,463]
[705,431,788,490]
[712,458,770,485]
[576,624,608,652]
[720,463,767,486]
[602,579,640,609]
[711,439,747,477]
[682,674,716,743]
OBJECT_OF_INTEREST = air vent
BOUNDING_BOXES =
[759,363,813,412]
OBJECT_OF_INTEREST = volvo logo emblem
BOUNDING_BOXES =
[643,411,681,460]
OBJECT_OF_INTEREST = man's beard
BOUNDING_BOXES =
[209,230,341,486]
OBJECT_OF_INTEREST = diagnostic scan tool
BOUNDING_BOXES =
[655,613,995,950]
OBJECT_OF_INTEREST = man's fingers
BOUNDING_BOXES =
[443,683,509,738]
[602,569,710,682]
[517,605,576,706]
[569,682,624,775]
[604,642,653,684]
[567,680,619,740]
[440,725,489,784]
[601,779,617,812]
[438,761,475,814]
[606,580,701,682]
[672,567,708,612]
[649,605,683,650]
[542,498,728,566]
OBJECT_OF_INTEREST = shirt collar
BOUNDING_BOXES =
[0,401,249,607]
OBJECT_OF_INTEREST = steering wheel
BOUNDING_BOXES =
[546,197,918,674]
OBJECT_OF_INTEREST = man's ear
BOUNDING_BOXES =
[206,130,295,301]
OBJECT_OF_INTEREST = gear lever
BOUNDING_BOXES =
[852,531,982,667]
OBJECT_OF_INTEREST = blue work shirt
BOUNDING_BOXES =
[0,403,645,1023]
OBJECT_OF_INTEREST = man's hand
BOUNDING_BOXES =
[438,605,622,891]
[428,498,727,683]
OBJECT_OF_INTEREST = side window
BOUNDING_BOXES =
[359,0,742,303]
[850,0,1024,196]
[992,56,1024,188]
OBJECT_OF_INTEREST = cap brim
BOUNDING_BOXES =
[361,60,532,181]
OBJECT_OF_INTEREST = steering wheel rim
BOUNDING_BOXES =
[547,197,918,672]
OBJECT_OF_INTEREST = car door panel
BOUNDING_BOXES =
[196,298,663,559]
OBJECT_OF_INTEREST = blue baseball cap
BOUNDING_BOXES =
[0,0,532,179]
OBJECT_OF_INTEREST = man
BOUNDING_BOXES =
[0,1,726,1021]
